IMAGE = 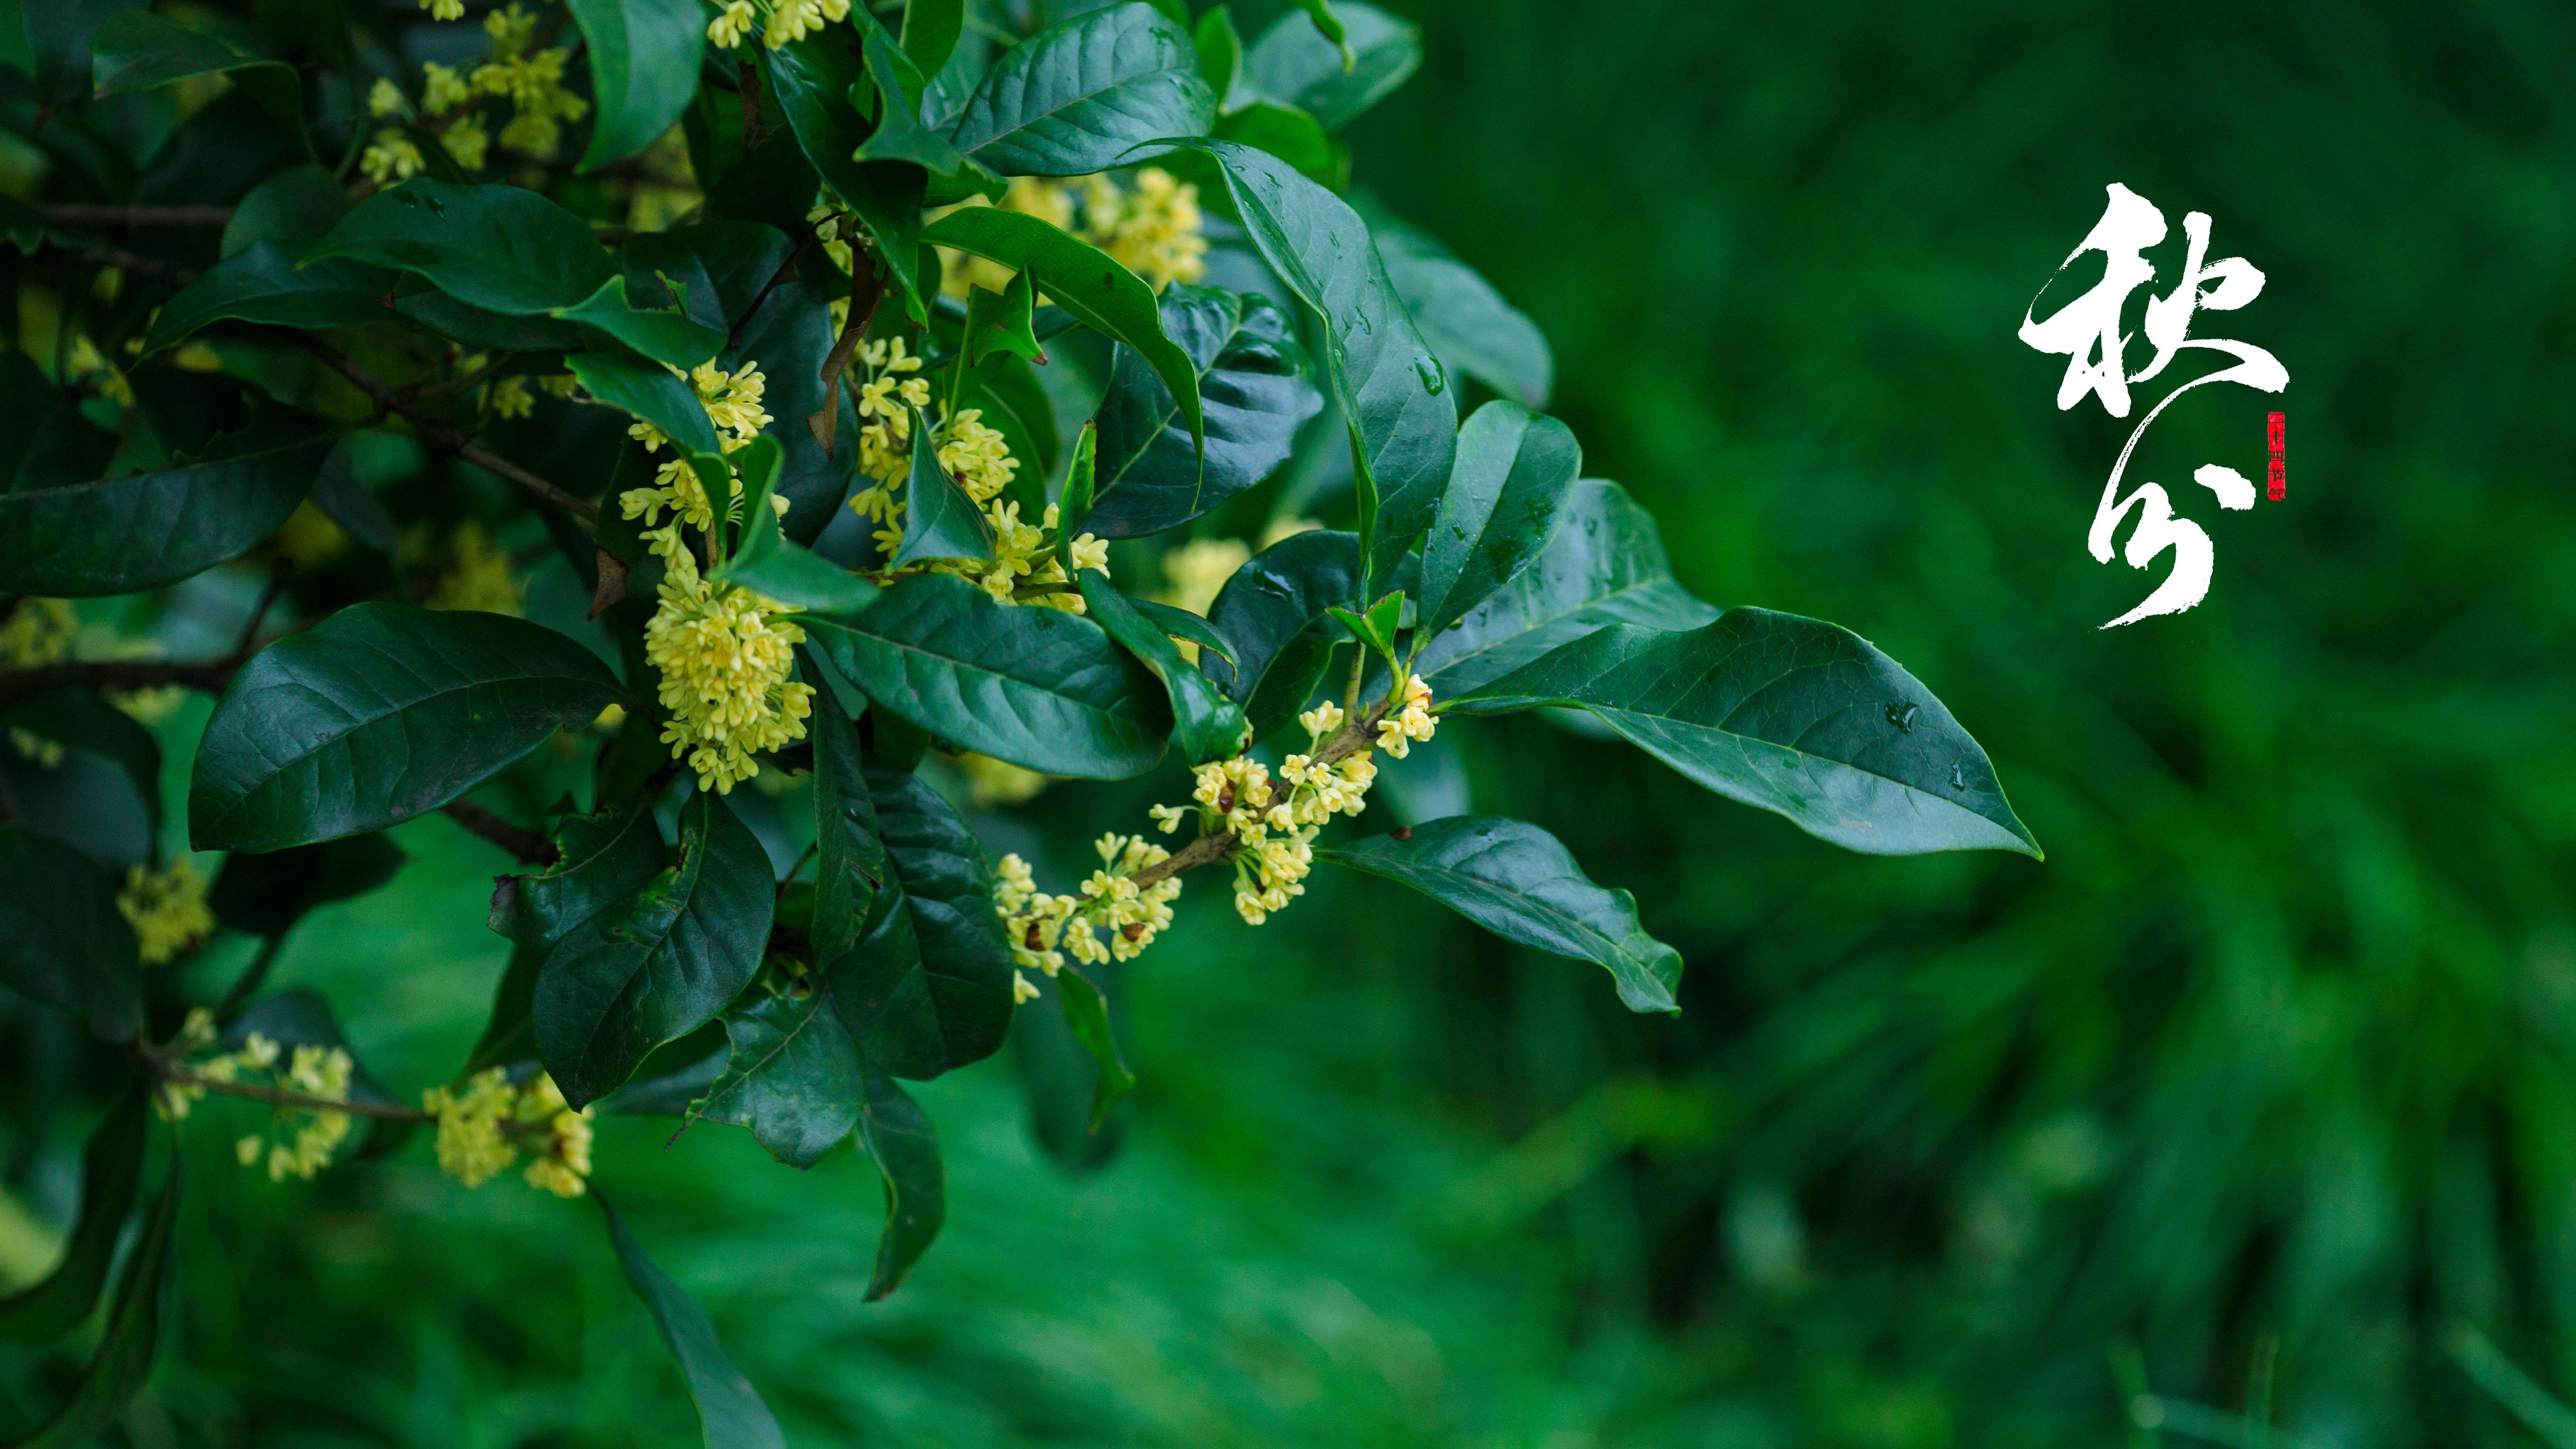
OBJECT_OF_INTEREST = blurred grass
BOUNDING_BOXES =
[10,2,2576,1446]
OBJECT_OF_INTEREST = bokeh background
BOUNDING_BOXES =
[11,1,2576,1445]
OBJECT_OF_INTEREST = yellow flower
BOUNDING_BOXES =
[643,531,814,792]
[1,598,77,668]
[428,521,524,615]
[421,61,474,114]
[440,115,490,171]
[367,77,408,117]
[1374,674,1437,759]
[118,858,214,965]
[1082,168,1207,291]
[417,0,463,19]
[361,128,426,185]
[960,753,1050,808]
[707,0,756,48]
[1156,537,1249,615]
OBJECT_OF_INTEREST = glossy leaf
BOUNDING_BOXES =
[946,3,1215,176]
[1186,140,1455,592]
[535,790,778,1106]
[720,255,857,543]
[1079,569,1247,762]
[143,241,391,353]
[900,0,963,77]
[488,802,665,949]
[919,205,1202,456]
[0,1091,145,1343]
[568,347,725,455]
[960,270,1043,370]
[888,412,996,565]
[0,407,331,597]
[306,179,615,315]
[856,1061,944,1299]
[1202,527,1360,742]
[855,28,1004,200]
[1055,967,1135,1132]
[1245,1,1419,131]
[91,12,302,137]
[219,164,349,257]
[1211,101,1348,190]
[555,276,726,368]
[600,1195,788,1449]
[1415,478,1716,698]
[1419,401,1580,634]
[1319,817,1683,1013]
[690,987,863,1167]
[567,0,705,171]
[802,661,887,969]
[211,833,409,938]
[807,574,1171,778]
[19,1161,182,1449]
[763,35,933,323]
[1132,598,1234,664]
[715,501,882,615]
[1371,211,1553,409]
[4,688,163,840]
[190,603,626,853]
[824,756,1014,1080]
[1087,283,1320,537]
[1195,5,1246,109]
[1453,611,2043,857]
[0,824,142,1042]
[620,222,795,333]
[393,286,588,352]
[1328,588,1404,658]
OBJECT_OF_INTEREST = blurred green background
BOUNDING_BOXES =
[15,2,2576,1446]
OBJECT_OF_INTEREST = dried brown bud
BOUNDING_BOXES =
[1121,922,1146,942]
[1218,783,1235,812]
[1391,826,1413,840]
[1024,922,1044,950]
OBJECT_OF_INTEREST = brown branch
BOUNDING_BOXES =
[1129,700,1398,890]
[810,249,886,454]
[43,243,201,284]
[160,1069,433,1123]
[36,203,235,228]
[0,658,238,714]
[440,799,560,865]
[295,336,600,522]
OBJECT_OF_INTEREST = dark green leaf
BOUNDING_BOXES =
[393,285,588,351]
[1372,212,1553,409]
[620,222,794,334]
[1202,527,1358,741]
[919,205,1203,456]
[946,2,1215,176]
[220,164,348,258]
[1079,570,1246,762]
[569,346,724,455]
[1452,611,2044,857]
[308,435,404,556]
[1327,587,1403,658]
[487,802,664,949]
[888,411,995,566]
[1195,5,1246,110]
[90,11,303,139]
[719,258,857,543]
[855,1061,943,1299]
[802,659,887,969]
[1414,478,1715,698]
[1053,421,1097,570]
[0,825,142,1041]
[1418,401,1580,634]
[1087,283,1319,537]
[715,499,882,615]
[1054,966,1135,1132]
[567,0,705,171]
[1131,598,1234,664]
[306,179,616,315]
[142,240,391,353]
[599,1194,788,1449]
[27,0,146,115]
[899,0,964,78]
[688,987,862,1166]
[1186,139,1455,592]
[190,603,626,853]
[19,1160,181,1449]
[3,690,162,841]
[1319,817,1683,1013]
[464,945,543,1075]
[0,407,331,597]
[555,276,726,368]
[211,833,408,938]
[1245,1,1418,131]
[1210,101,1347,190]
[807,574,1171,777]
[960,270,1043,370]
[535,789,778,1106]
[953,348,1058,519]
[222,990,405,1109]
[855,28,1005,200]
[763,36,934,323]
[0,1092,145,1344]
[825,755,1014,1080]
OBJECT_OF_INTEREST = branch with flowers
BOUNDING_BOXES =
[0,0,2042,1438]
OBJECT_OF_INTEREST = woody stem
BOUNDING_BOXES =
[1126,698,1398,890]
[156,1069,432,1123]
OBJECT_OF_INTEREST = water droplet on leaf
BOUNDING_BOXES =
[1414,355,1445,394]
[1886,701,1918,732]
[1950,762,1967,790]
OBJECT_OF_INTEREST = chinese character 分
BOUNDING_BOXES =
[2019,183,2288,628]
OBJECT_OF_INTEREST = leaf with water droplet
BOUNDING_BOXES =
[1887,701,1919,732]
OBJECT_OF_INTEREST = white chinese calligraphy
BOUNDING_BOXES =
[2021,184,2288,628]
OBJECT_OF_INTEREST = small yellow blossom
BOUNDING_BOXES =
[959,753,1050,808]
[119,858,214,965]
[1156,538,1250,661]
[418,0,463,19]
[428,521,525,615]
[424,1069,593,1196]
[367,77,408,118]
[642,528,814,792]
[1,598,77,668]
[707,0,756,48]
[361,128,427,186]
[421,61,474,114]
[1374,674,1437,759]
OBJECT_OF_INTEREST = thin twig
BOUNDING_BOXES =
[439,799,560,865]
[36,203,235,228]
[1129,699,1397,890]
[43,244,201,284]
[295,336,600,522]
[160,1069,433,1123]
[811,248,887,455]
[0,659,238,714]
[730,234,812,350]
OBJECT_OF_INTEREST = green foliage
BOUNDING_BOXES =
[0,0,2050,1433]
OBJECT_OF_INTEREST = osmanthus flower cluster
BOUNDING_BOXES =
[0,1,2042,1437]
